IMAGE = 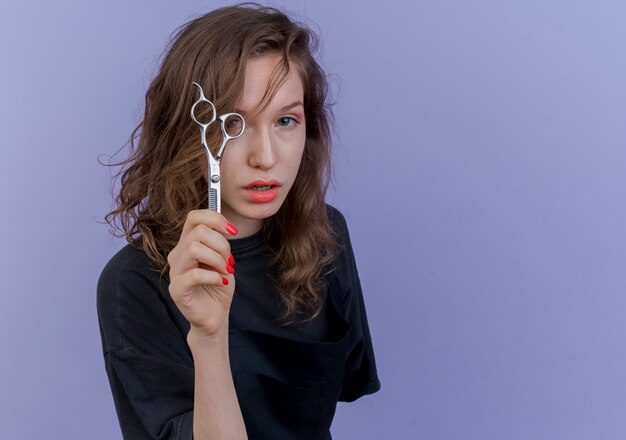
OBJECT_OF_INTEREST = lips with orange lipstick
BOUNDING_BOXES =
[244,179,282,203]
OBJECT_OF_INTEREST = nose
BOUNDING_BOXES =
[247,128,277,169]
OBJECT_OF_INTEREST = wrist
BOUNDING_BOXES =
[187,324,229,350]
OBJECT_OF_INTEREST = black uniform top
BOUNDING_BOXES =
[96,204,381,440]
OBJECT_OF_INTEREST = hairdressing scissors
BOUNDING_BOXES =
[190,81,246,212]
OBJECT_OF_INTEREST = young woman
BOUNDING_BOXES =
[97,3,381,439]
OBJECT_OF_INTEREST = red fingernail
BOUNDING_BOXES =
[222,277,229,285]
[226,264,235,274]
[226,223,238,235]
[228,254,235,266]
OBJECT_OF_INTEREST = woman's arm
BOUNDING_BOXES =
[187,326,248,440]
[165,209,247,438]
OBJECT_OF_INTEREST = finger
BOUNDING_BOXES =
[187,267,227,288]
[170,268,226,303]
[187,239,233,276]
[184,224,232,269]
[170,225,233,277]
[180,209,237,241]
[173,221,227,263]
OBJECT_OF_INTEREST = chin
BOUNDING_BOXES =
[239,200,283,219]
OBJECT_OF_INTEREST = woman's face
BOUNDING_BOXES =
[218,53,306,237]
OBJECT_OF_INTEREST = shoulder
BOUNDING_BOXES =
[96,244,166,352]
[325,202,347,231]
[97,243,161,295]
[324,202,351,247]
[323,203,360,291]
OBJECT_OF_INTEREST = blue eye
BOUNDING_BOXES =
[277,116,297,127]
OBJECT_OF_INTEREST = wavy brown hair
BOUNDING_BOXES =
[101,3,339,326]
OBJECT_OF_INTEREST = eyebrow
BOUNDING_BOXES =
[235,101,304,115]
[279,101,304,112]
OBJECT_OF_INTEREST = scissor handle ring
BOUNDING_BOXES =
[219,112,246,140]
[190,82,217,128]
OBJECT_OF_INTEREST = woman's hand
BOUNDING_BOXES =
[167,209,237,340]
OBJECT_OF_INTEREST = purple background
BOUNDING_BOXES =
[2,1,625,438]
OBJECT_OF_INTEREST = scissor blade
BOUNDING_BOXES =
[208,187,219,212]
